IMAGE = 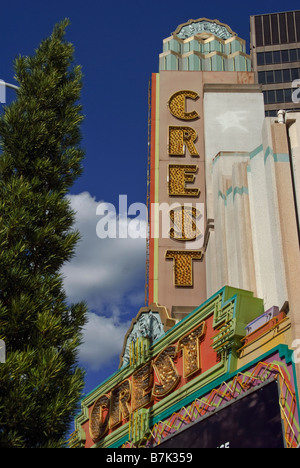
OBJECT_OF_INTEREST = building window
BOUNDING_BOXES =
[289,49,298,62]
[283,69,291,82]
[263,88,297,104]
[265,51,273,64]
[296,11,300,42]
[257,49,300,65]
[273,50,281,63]
[254,11,300,46]
[258,68,300,85]
[266,70,274,83]
[263,90,268,104]
[284,88,292,102]
[276,89,284,103]
[271,14,280,44]
[268,90,276,103]
[255,16,264,47]
[291,68,300,80]
[258,71,266,83]
[274,70,282,83]
[279,13,288,43]
[263,15,271,45]
[281,50,289,62]
[257,52,265,65]
[287,11,296,43]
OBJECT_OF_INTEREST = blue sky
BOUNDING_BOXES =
[1,0,299,397]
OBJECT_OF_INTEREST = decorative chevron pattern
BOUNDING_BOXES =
[122,359,300,449]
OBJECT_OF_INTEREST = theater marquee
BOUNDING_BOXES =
[83,287,266,447]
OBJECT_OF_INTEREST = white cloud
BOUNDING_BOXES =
[62,191,146,310]
[79,312,131,371]
[61,191,147,371]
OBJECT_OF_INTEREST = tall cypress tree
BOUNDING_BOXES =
[0,20,88,448]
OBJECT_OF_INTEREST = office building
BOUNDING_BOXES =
[250,10,300,115]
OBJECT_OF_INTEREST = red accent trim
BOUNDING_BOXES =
[148,73,157,305]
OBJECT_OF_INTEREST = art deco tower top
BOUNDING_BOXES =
[159,17,251,72]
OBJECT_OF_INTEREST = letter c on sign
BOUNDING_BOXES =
[168,90,200,121]
[89,394,110,441]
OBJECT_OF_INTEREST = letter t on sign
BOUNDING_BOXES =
[178,322,206,378]
[165,250,203,287]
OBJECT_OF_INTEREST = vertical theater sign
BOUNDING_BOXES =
[148,72,207,313]
[165,89,204,287]
[69,18,300,448]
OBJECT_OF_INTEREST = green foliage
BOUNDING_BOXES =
[0,19,88,447]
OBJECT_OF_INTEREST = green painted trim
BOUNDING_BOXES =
[264,146,290,165]
[154,286,256,343]
[218,189,226,201]
[79,286,260,408]
[226,186,233,197]
[277,345,300,418]
[149,344,300,432]
[73,289,225,421]
[250,145,289,165]
[264,146,272,164]
[274,153,290,163]
[218,185,249,205]
[153,74,160,303]
[111,344,300,448]
[75,287,268,448]
[233,186,248,198]
[96,421,130,449]
[151,286,229,352]
[250,144,263,160]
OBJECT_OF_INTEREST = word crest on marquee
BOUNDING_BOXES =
[89,320,206,442]
[165,89,204,288]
